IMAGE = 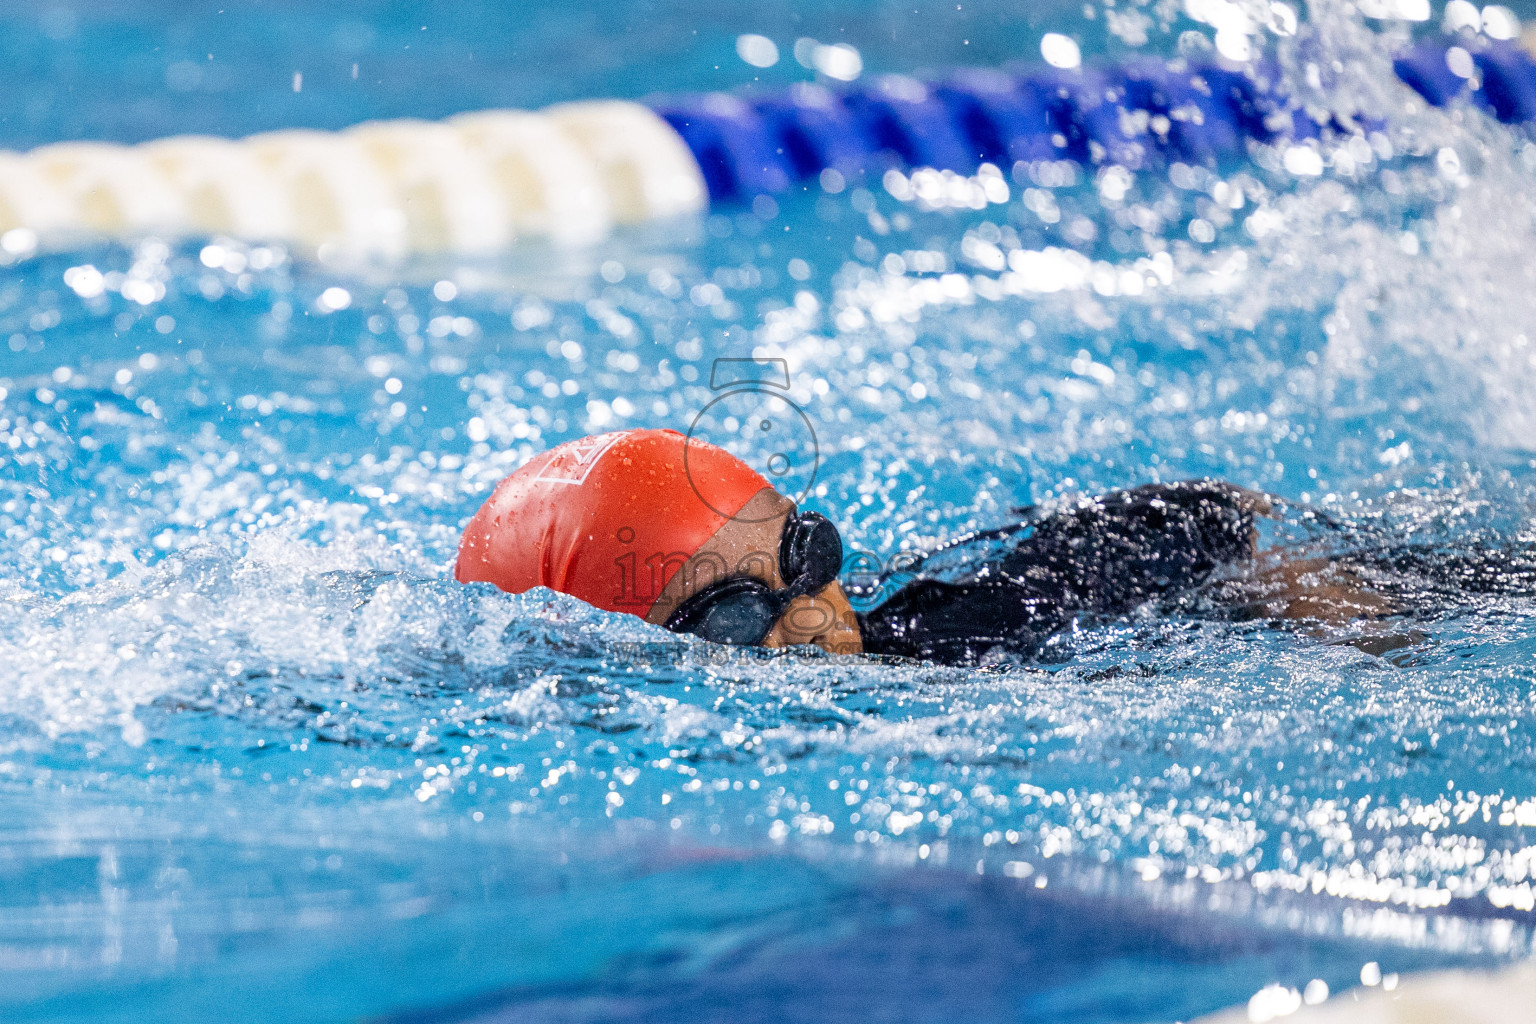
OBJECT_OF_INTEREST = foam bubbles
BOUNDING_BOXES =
[736,34,780,68]
[1039,32,1081,69]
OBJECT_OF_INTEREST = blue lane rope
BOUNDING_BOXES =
[651,39,1536,202]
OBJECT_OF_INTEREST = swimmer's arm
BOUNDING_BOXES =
[1230,554,1399,624]
[1236,554,1428,659]
[1221,487,1398,622]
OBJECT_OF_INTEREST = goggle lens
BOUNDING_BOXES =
[685,587,782,646]
[664,510,844,646]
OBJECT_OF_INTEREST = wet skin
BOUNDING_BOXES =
[644,488,864,655]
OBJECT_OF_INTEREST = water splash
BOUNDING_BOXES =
[4,2,1536,1020]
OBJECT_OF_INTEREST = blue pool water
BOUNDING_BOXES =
[3,1,1536,1021]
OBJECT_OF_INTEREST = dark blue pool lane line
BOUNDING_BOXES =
[651,40,1536,202]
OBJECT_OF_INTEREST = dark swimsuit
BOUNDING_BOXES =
[855,480,1258,665]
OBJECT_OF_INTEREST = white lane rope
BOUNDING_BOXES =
[0,100,707,257]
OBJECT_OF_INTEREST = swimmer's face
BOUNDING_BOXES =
[646,488,864,655]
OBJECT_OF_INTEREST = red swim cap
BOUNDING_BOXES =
[455,429,770,616]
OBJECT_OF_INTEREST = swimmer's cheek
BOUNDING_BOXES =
[765,583,864,655]
[644,591,678,626]
[808,582,864,656]
[811,611,864,656]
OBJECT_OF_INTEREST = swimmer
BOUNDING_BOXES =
[455,429,1419,664]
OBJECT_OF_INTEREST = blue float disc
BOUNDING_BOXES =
[652,93,793,201]
[1191,61,1288,144]
[1394,42,1470,107]
[841,75,980,174]
[1474,43,1536,122]
[934,68,1058,166]
[1112,59,1245,161]
[753,82,874,182]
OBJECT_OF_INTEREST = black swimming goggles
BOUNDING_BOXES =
[663,511,844,646]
